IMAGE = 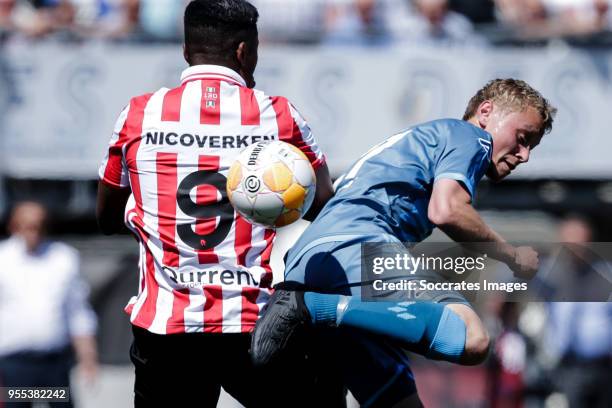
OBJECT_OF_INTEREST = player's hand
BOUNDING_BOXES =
[510,246,539,279]
[78,360,98,387]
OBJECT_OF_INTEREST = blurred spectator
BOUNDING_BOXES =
[538,215,611,301]
[449,0,496,24]
[547,302,612,407]
[488,302,528,408]
[0,0,13,38]
[543,0,612,35]
[324,0,391,46]
[0,0,53,38]
[0,0,137,40]
[0,67,10,209]
[41,1,76,35]
[386,0,484,45]
[69,0,139,39]
[544,216,612,408]
[251,0,330,44]
[0,202,98,404]
[494,0,548,28]
[138,0,186,42]
[495,0,612,40]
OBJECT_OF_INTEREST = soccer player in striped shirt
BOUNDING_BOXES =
[96,1,334,406]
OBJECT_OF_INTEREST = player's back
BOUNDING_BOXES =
[296,118,492,247]
[99,65,324,334]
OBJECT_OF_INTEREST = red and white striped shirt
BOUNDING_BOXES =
[98,65,325,335]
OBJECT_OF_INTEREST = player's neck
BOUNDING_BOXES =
[467,117,484,130]
[188,56,240,73]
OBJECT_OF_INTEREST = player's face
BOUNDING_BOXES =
[485,106,544,182]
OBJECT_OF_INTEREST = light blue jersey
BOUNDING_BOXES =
[281,119,493,406]
[280,119,492,406]
[295,118,492,249]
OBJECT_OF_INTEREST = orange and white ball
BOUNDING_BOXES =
[227,141,316,228]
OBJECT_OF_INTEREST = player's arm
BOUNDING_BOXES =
[428,178,538,278]
[302,162,334,221]
[96,182,131,235]
[97,102,135,235]
[428,179,505,243]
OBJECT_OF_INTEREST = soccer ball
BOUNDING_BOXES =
[227,141,316,228]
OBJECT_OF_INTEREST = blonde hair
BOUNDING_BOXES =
[463,78,557,136]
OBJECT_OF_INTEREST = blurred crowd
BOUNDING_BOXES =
[416,215,611,408]
[1,0,612,45]
[485,216,611,408]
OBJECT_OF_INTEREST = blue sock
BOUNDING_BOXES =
[426,307,467,361]
[303,292,340,324]
[303,293,466,362]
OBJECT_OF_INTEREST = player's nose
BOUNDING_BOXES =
[517,145,530,163]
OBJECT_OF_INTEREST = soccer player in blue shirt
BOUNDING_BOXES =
[252,78,557,407]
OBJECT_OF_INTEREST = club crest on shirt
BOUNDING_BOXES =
[203,87,218,109]
[478,138,491,153]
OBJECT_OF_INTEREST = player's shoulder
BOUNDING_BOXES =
[263,93,289,110]
[420,118,476,131]
[116,90,158,117]
[419,118,491,142]
[242,86,275,106]
[128,90,158,106]
[249,85,271,100]
[267,94,289,104]
[265,94,302,114]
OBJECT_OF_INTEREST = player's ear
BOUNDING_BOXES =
[236,41,247,66]
[476,100,494,128]
[183,44,190,65]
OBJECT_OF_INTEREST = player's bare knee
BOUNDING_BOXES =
[446,304,489,365]
[464,325,490,365]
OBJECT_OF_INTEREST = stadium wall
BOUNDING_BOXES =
[1,42,610,180]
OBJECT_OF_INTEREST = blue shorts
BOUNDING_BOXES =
[285,234,469,303]
[315,327,417,407]
[285,236,416,406]
[284,236,468,406]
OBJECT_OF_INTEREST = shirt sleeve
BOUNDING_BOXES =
[64,251,98,338]
[271,96,326,170]
[434,129,492,198]
[98,104,131,188]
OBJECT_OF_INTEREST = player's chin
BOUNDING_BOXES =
[486,166,509,182]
